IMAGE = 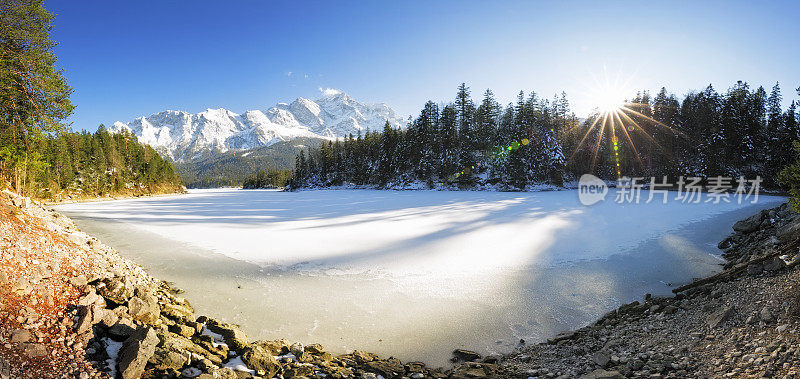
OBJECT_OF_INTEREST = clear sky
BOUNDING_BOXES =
[46,0,800,131]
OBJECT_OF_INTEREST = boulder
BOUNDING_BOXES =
[776,219,800,243]
[304,343,325,355]
[582,369,624,379]
[290,342,304,357]
[108,318,137,341]
[547,330,578,344]
[193,334,229,358]
[68,275,87,287]
[593,350,611,367]
[97,277,133,304]
[98,308,119,327]
[760,307,775,323]
[241,345,281,377]
[747,263,763,276]
[252,339,290,355]
[161,303,194,320]
[707,306,735,328]
[159,332,223,365]
[74,305,97,335]
[204,320,248,351]
[22,343,47,358]
[351,350,379,364]
[128,292,160,324]
[452,349,482,362]
[148,347,189,370]
[181,367,202,378]
[10,329,31,343]
[168,323,195,338]
[733,213,763,234]
[118,327,159,379]
[77,290,103,307]
[763,257,786,272]
[365,358,404,377]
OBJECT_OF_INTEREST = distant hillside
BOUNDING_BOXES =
[174,137,324,188]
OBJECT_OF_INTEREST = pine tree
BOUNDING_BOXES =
[438,105,459,181]
[0,0,74,193]
[455,83,476,183]
[765,83,786,181]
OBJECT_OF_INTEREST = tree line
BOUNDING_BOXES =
[30,127,183,200]
[278,81,800,190]
[242,169,293,189]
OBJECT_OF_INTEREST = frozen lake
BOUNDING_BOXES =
[55,189,783,366]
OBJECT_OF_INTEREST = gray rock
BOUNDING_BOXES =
[241,345,281,377]
[763,257,786,272]
[160,302,194,320]
[22,343,47,358]
[290,342,304,357]
[10,329,30,343]
[452,349,482,362]
[159,332,223,366]
[167,323,195,338]
[68,275,87,287]
[97,277,133,304]
[707,306,735,328]
[776,219,800,243]
[108,318,137,341]
[181,367,202,378]
[746,263,763,276]
[74,305,96,335]
[366,358,405,377]
[760,307,775,324]
[593,350,612,367]
[733,213,763,234]
[128,293,160,324]
[582,369,624,379]
[205,320,248,351]
[148,347,189,370]
[118,327,159,379]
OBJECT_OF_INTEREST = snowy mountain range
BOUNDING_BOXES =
[110,90,404,161]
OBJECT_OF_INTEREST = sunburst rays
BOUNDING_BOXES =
[568,101,683,179]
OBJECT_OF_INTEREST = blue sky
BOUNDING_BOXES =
[47,1,800,131]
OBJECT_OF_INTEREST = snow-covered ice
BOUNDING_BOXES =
[56,189,784,366]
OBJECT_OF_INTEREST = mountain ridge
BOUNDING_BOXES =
[110,91,405,162]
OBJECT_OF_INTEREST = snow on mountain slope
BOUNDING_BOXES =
[111,91,404,161]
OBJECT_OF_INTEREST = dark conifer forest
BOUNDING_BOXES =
[284,82,800,191]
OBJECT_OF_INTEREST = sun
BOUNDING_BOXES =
[568,67,687,179]
[583,67,631,114]
[593,83,628,114]
[596,89,626,114]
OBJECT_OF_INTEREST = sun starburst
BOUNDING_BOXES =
[569,68,685,178]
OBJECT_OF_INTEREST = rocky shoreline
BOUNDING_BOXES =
[502,203,800,378]
[2,189,800,378]
[0,190,501,379]
[40,189,188,206]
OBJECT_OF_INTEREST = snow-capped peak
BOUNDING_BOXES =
[110,91,404,161]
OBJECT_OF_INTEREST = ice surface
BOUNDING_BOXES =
[56,189,784,366]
